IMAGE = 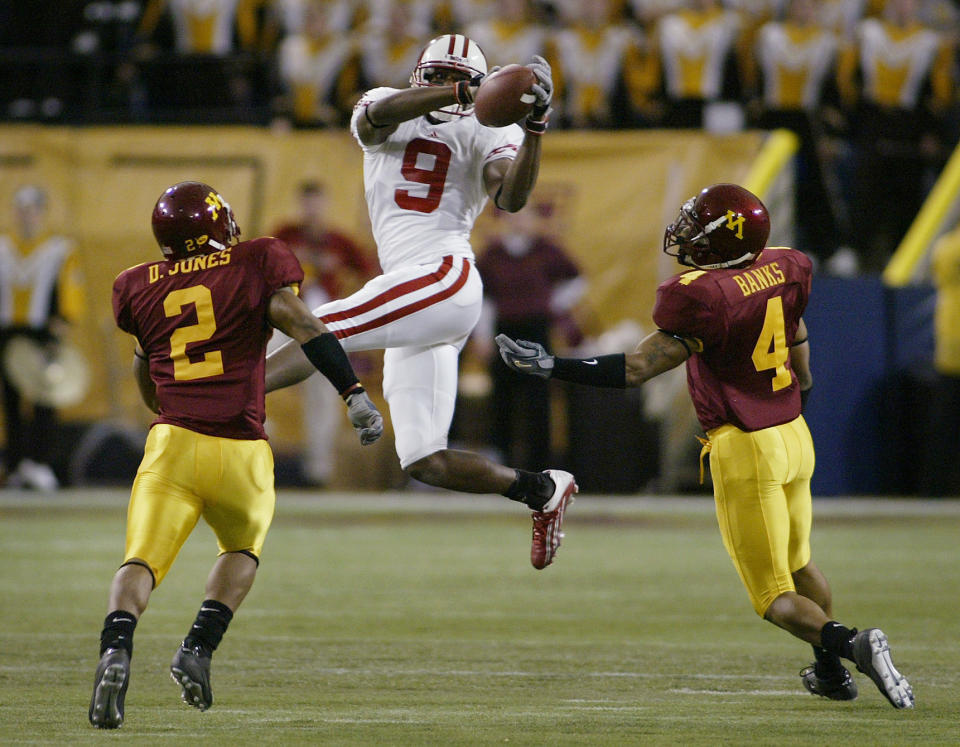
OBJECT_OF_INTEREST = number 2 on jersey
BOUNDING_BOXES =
[395,138,452,213]
[752,296,791,392]
[163,285,224,381]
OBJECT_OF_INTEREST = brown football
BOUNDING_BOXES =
[474,64,536,127]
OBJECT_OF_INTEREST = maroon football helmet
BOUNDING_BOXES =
[151,181,240,259]
[663,183,770,270]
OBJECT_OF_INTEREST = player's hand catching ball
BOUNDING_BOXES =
[495,334,555,378]
[345,389,384,445]
[524,55,553,132]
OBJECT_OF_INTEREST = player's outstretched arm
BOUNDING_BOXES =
[265,336,316,393]
[357,77,480,145]
[485,55,553,212]
[496,329,690,388]
[267,288,383,446]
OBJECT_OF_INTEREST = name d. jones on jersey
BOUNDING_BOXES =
[149,248,233,283]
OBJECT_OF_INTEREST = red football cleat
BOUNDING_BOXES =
[530,470,577,570]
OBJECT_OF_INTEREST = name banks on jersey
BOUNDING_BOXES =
[653,247,812,432]
[113,238,303,440]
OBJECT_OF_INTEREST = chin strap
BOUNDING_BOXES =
[693,252,757,270]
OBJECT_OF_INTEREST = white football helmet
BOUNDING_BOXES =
[410,33,487,122]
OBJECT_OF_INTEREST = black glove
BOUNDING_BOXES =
[345,389,384,446]
[454,72,488,106]
[495,334,555,378]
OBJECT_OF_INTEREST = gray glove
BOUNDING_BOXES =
[525,55,553,118]
[345,389,384,446]
[495,334,554,378]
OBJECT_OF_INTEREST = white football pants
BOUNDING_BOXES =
[312,255,482,468]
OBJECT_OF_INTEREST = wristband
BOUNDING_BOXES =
[301,333,360,397]
[524,117,548,135]
[552,354,626,388]
[800,386,811,412]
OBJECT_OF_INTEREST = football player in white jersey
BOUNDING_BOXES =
[267,33,577,570]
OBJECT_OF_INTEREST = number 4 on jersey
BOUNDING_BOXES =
[752,296,791,392]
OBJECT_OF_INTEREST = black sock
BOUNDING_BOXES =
[182,599,233,656]
[503,470,554,511]
[100,610,137,656]
[812,645,844,675]
[820,621,856,661]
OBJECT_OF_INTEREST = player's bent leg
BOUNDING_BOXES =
[171,552,255,712]
[764,591,831,645]
[764,590,859,702]
[405,448,517,493]
[791,561,832,617]
[107,560,155,618]
[790,560,855,697]
[204,550,259,610]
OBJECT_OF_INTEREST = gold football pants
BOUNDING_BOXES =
[706,416,815,616]
[123,424,276,584]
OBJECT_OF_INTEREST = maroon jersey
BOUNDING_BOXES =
[113,238,304,440]
[652,247,812,432]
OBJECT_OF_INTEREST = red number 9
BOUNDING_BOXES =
[395,138,452,213]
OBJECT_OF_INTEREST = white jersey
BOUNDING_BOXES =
[350,87,523,273]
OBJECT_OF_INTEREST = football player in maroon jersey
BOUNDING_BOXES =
[497,183,914,709]
[89,182,383,729]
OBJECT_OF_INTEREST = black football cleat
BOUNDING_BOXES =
[89,647,130,729]
[800,663,858,700]
[852,628,914,708]
[170,644,213,711]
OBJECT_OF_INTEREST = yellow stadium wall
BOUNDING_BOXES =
[0,125,765,472]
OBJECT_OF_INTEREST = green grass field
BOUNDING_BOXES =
[2,490,958,745]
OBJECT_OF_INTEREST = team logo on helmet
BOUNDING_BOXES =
[151,181,241,260]
[663,184,770,270]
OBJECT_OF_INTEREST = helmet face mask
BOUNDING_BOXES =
[151,181,241,260]
[663,184,770,270]
[410,34,487,122]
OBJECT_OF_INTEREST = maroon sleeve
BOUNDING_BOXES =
[652,273,722,349]
[112,266,144,337]
[259,237,305,295]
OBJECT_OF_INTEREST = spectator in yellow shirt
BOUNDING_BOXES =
[0,186,85,489]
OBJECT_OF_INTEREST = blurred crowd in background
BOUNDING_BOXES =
[1,0,959,492]
[2,0,959,268]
